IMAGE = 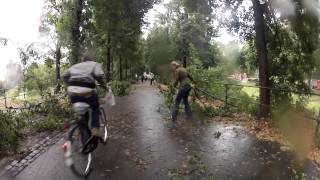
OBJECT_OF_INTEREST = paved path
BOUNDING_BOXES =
[3,84,318,180]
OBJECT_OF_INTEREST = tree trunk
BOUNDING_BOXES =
[55,43,61,93]
[125,59,128,80]
[119,55,123,81]
[252,0,270,118]
[70,0,84,65]
[183,39,187,68]
[106,35,111,82]
[111,51,113,80]
[182,13,188,68]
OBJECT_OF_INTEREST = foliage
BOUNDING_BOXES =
[144,26,175,80]
[33,116,64,132]
[239,39,256,75]
[228,87,259,115]
[0,90,74,153]
[223,0,320,115]
[6,88,20,101]
[0,112,25,153]
[41,92,73,116]
[23,63,56,96]
[161,84,176,107]
[110,81,131,96]
[187,64,259,116]
[28,92,73,133]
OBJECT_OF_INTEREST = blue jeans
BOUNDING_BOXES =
[172,84,192,120]
[70,92,100,128]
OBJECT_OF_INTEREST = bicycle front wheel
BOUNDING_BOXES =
[67,125,92,177]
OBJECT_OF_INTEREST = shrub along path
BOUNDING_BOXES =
[3,84,319,180]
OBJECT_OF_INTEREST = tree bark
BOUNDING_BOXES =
[55,43,61,93]
[183,38,187,68]
[111,51,113,80]
[106,36,111,82]
[252,0,270,118]
[125,59,128,80]
[70,0,84,65]
[119,55,123,81]
[182,13,188,68]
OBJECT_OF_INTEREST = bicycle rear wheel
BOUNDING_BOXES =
[67,125,92,177]
[99,107,108,143]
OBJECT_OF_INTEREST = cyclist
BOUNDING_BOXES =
[63,54,107,143]
[170,61,194,121]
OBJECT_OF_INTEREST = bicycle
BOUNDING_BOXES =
[62,102,108,177]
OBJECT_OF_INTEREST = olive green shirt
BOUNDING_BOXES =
[174,67,191,88]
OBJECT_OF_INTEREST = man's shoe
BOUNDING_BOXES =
[82,136,99,154]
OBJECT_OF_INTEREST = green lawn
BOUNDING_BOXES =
[0,88,42,108]
[241,87,320,113]
[242,86,259,97]
[307,95,320,113]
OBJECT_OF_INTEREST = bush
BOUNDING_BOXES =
[32,92,73,132]
[110,80,131,96]
[187,65,259,117]
[0,112,23,153]
[0,91,75,153]
[33,116,64,132]
[160,84,175,107]
[41,92,73,116]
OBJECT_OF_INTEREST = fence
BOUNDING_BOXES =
[194,81,320,138]
[0,89,43,113]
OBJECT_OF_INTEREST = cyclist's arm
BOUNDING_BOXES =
[96,76,107,90]
[93,63,108,90]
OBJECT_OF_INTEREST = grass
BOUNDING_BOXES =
[241,87,320,114]
[242,86,259,97]
[307,95,320,114]
[0,89,42,109]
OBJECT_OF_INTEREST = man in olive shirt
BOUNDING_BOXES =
[171,61,194,121]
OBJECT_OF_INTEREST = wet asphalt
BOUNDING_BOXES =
[3,84,319,180]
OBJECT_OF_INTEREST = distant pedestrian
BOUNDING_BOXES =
[150,72,155,85]
[141,73,145,83]
[170,61,194,121]
[143,72,147,83]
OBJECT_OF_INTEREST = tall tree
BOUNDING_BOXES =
[252,0,270,117]
[55,43,62,92]
[70,0,84,65]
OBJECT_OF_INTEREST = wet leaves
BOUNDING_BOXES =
[187,155,208,175]
[213,131,222,139]
[168,155,212,180]
[124,148,149,169]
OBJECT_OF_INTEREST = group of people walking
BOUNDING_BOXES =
[136,72,155,85]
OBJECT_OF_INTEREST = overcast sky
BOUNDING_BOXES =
[0,0,44,80]
[0,0,237,81]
